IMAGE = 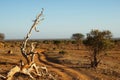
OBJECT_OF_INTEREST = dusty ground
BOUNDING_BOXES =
[0,40,120,80]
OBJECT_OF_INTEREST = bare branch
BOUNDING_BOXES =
[31,42,35,52]
[21,8,44,64]
[30,42,36,62]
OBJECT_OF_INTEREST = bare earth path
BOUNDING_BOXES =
[38,53,91,80]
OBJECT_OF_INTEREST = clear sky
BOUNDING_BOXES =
[0,0,120,39]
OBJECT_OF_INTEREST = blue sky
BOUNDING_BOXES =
[0,0,120,39]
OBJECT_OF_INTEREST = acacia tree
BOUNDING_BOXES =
[72,33,84,49]
[84,29,114,68]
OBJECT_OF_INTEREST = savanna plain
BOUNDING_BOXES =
[0,40,120,80]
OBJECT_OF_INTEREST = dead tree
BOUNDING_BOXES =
[0,8,54,80]
[21,8,44,65]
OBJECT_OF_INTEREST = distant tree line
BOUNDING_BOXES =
[0,33,5,40]
[0,29,115,68]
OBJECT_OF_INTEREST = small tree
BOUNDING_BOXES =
[84,29,114,68]
[0,33,5,40]
[72,33,84,49]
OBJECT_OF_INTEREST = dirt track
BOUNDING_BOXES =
[38,53,91,80]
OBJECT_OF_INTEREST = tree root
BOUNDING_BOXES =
[0,63,56,80]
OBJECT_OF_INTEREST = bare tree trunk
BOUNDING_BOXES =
[91,49,100,68]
